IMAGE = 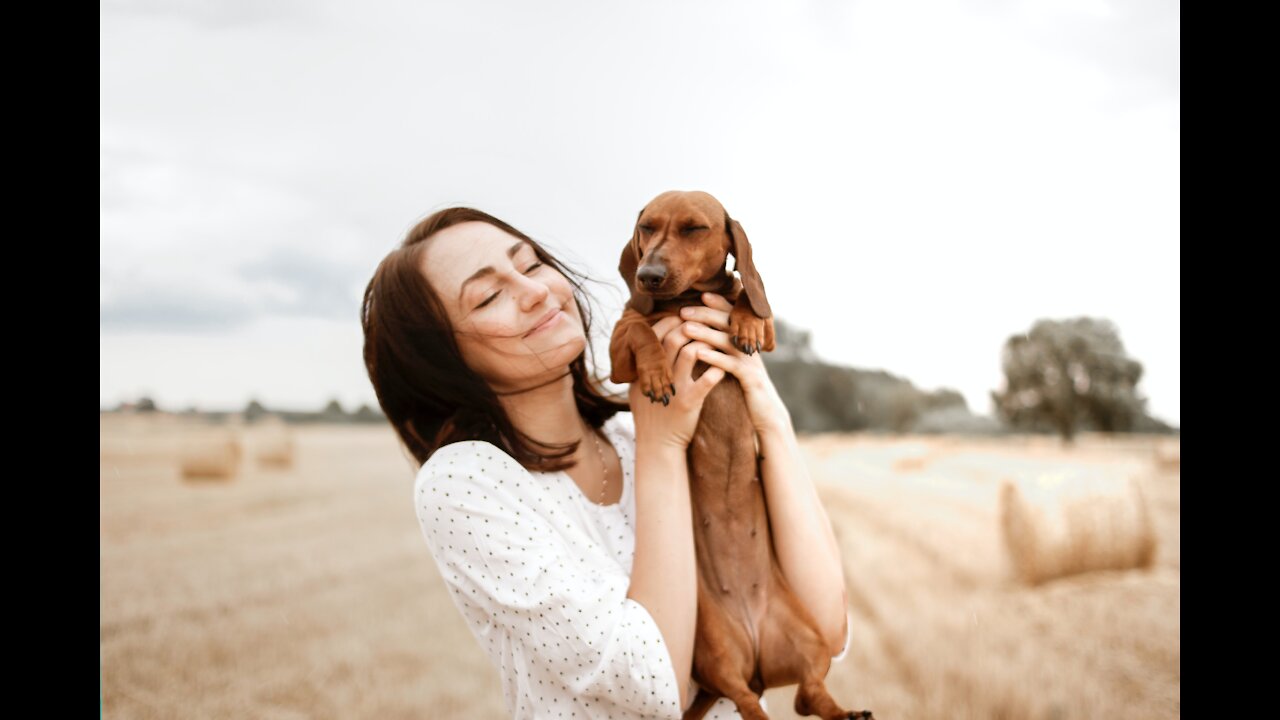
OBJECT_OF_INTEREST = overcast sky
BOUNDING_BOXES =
[100,0,1179,427]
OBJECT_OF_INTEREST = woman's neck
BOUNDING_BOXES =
[496,370,586,446]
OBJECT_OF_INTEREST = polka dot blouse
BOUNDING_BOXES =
[413,410,851,719]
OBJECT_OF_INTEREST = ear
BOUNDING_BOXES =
[619,209,654,315]
[726,215,772,318]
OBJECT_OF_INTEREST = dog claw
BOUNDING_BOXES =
[755,340,761,353]
[669,384,676,397]
[661,394,669,406]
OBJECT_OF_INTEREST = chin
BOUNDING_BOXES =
[559,334,587,358]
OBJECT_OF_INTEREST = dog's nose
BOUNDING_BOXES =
[637,265,666,291]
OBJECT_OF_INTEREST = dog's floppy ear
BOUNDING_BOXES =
[726,215,772,318]
[619,208,654,315]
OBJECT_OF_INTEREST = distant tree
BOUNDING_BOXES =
[991,317,1147,444]
[321,398,347,421]
[352,404,384,422]
[770,317,819,362]
[136,396,157,413]
[885,383,920,433]
[922,388,967,412]
[244,399,268,423]
[809,364,860,430]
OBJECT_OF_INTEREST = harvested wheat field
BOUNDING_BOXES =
[101,414,1179,720]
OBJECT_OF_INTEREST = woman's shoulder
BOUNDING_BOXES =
[414,440,530,499]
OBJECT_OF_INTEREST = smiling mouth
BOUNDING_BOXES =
[526,309,563,336]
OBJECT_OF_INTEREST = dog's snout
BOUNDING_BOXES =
[636,265,666,290]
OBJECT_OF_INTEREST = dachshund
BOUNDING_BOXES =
[609,190,873,720]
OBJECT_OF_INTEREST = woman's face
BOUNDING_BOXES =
[419,221,586,393]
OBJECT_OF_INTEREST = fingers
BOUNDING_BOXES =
[661,327,693,370]
[649,315,682,340]
[699,363,726,387]
[701,292,733,311]
[675,340,725,396]
[682,320,743,359]
[679,296,732,331]
[674,338,710,378]
[690,341,738,377]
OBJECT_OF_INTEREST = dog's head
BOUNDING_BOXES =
[618,190,772,318]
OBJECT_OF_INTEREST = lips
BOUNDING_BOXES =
[525,307,562,337]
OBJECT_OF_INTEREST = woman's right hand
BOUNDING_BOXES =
[629,316,726,450]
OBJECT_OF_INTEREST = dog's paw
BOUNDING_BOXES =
[729,306,772,356]
[638,362,675,405]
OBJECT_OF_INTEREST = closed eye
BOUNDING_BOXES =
[476,262,544,308]
[681,225,709,235]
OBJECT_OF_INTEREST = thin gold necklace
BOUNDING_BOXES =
[587,423,608,504]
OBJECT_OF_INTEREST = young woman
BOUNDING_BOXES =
[362,207,850,719]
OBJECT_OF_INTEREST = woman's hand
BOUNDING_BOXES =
[629,315,726,450]
[676,292,793,436]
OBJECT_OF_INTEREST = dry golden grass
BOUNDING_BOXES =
[100,417,1179,719]
[1154,439,1180,472]
[253,416,297,469]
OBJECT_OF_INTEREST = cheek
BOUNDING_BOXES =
[467,318,523,342]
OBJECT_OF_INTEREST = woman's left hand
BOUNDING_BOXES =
[678,292,792,435]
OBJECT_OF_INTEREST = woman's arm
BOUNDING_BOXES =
[627,439,697,711]
[626,315,727,712]
[756,416,849,656]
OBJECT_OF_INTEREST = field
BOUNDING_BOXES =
[100,415,1179,719]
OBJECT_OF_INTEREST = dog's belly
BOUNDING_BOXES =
[687,370,774,658]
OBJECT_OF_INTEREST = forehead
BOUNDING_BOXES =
[640,193,722,224]
[420,221,529,294]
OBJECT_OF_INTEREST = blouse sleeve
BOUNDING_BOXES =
[414,441,685,720]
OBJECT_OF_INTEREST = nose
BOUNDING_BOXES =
[516,271,551,311]
[637,264,666,291]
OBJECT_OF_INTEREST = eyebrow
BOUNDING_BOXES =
[458,240,530,304]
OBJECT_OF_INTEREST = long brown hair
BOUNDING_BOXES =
[362,207,628,471]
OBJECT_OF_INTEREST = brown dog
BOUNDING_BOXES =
[610,190,873,720]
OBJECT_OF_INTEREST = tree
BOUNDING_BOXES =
[244,398,268,423]
[320,398,347,422]
[992,317,1147,444]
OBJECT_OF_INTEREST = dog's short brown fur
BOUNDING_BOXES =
[610,190,873,720]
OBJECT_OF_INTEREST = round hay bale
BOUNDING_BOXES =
[800,432,844,460]
[254,418,295,469]
[999,469,1157,586]
[179,427,242,481]
[889,442,932,473]
[893,453,933,473]
[1153,439,1180,471]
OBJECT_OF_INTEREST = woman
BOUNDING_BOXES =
[362,207,850,719]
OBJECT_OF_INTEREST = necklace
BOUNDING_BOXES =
[587,423,608,504]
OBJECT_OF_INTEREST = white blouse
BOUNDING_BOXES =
[413,410,851,719]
